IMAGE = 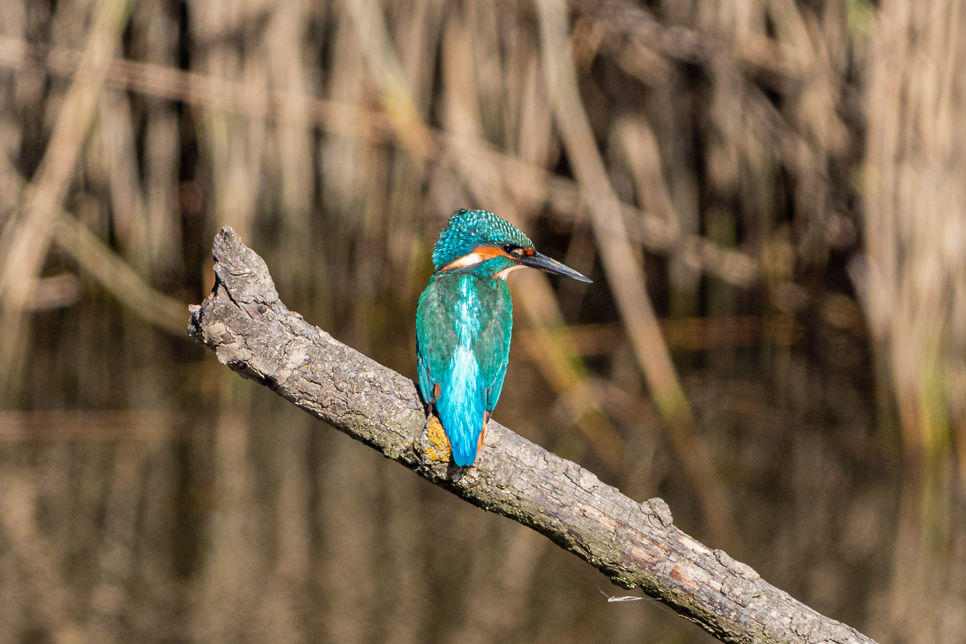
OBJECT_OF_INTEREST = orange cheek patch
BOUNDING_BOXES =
[473,246,507,260]
[441,245,513,271]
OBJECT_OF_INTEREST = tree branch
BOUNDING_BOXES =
[187,226,877,644]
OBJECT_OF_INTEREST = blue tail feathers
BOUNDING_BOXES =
[441,409,481,466]
[437,345,486,466]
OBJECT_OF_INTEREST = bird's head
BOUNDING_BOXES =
[432,209,592,283]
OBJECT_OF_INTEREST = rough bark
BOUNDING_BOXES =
[188,226,877,644]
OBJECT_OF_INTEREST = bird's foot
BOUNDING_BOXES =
[423,415,452,463]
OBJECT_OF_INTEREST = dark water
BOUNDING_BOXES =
[3,322,962,644]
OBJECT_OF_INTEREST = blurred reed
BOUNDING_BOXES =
[865,0,966,470]
[0,0,962,643]
[0,0,130,396]
[863,2,966,642]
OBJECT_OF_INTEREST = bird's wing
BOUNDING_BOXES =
[415,276,453,407]
[475,284,512,413]
[484,355,509,412]
[416,351,435,406]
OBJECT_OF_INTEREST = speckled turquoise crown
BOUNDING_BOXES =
[432,209,534,271]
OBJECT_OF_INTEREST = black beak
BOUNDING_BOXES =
[519,252,592,283]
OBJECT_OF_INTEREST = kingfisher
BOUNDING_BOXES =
[416,209,592,466]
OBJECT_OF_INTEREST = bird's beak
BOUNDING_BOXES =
[519,252,592,283]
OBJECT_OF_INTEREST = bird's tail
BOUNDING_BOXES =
[437,351,486,466]
[437,398,485,466]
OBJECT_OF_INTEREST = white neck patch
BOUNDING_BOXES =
[495,265,524,280]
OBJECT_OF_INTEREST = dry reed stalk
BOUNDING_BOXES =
[0,0,130,399]
[262,0,316,300]
[326,3,417,352]
[536,0,736,544]
[0,150,186,334]
[864,2,966,641]
[698,7,752,371]
[187,0,275,249]
[388,0,447,293]
[543,175,759,287]
[865,0,966,468]
[129,0,182,280]
[341,0,436,161]
[54,216,188,334]
[611,115,688,282]
[98,87,148,259]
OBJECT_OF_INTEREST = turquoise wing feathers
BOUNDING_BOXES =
[483,329,510,412]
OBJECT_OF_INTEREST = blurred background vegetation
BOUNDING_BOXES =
[0,0,963,642]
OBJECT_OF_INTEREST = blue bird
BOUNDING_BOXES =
[416,209,592,466]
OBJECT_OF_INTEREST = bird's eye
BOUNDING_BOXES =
[502,243,519,254]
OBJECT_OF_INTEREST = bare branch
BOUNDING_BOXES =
[188,227,877,644]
